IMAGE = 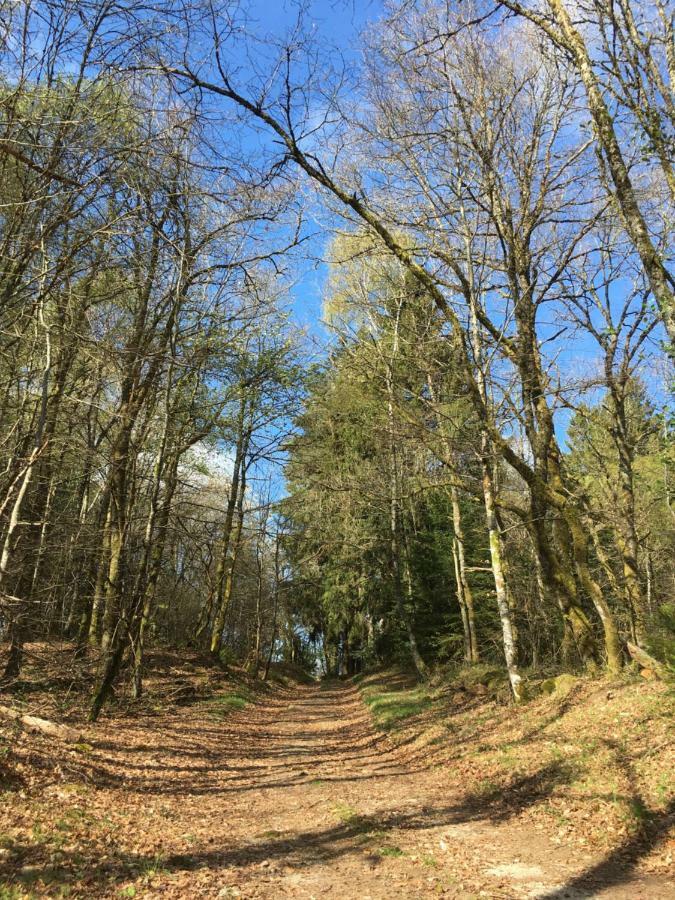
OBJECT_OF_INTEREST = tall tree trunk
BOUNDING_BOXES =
[211,456,248,660]
[263,530,282,682]
[480,444,522,700]
[425,366,480,665]
[0,290,52,681]
[532,501,597,668]
[85,494,112,648]
[466,271,523,699]
[386,311,428,678]
[131,461,179,699]
[401,527,429,677]
[564,509,623,674]
[207,401,247,654]
[129,369,177,698]
[252,568,263,678]
[450,487,479,663]
[89,415,136,719]
[451,535,472,664]
[612,390,648,644]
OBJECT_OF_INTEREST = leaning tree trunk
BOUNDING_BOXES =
[0,290,54,681]
[89,411,137,720]
[83,493,112,649]
[0,450,40,681]
[499,0,675,344]
[544,0,675,345]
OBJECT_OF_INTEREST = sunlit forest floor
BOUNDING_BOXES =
[0,648,673,898]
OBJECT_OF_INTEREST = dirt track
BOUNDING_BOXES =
[2,679,674,898]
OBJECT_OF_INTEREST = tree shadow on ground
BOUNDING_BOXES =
[538,797,674,899]
[3,680,670,898]
[538,734,674,899]
[0,757,575,894]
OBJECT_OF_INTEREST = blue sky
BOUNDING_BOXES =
[246,0,382,40]
[198,0,670,454]
[241,1,385,342]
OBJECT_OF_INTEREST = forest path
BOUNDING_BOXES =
[85,681,675,897]
[4,679,672,898]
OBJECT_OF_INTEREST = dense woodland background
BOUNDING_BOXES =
[0,0,673,720]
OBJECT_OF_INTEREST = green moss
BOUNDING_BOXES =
[540,674,578,697]
[72,743,94,754]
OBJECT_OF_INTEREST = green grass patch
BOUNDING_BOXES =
[473,776,500,798]
[331,799,403,858]
[333,802,369,828]
[655,772,673,805]
[215,693,248,710]
[361,685,432,731]
[377,845,404,858]
[135,853,169,878]
[332,802,384,837]
[205,690,252,719]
